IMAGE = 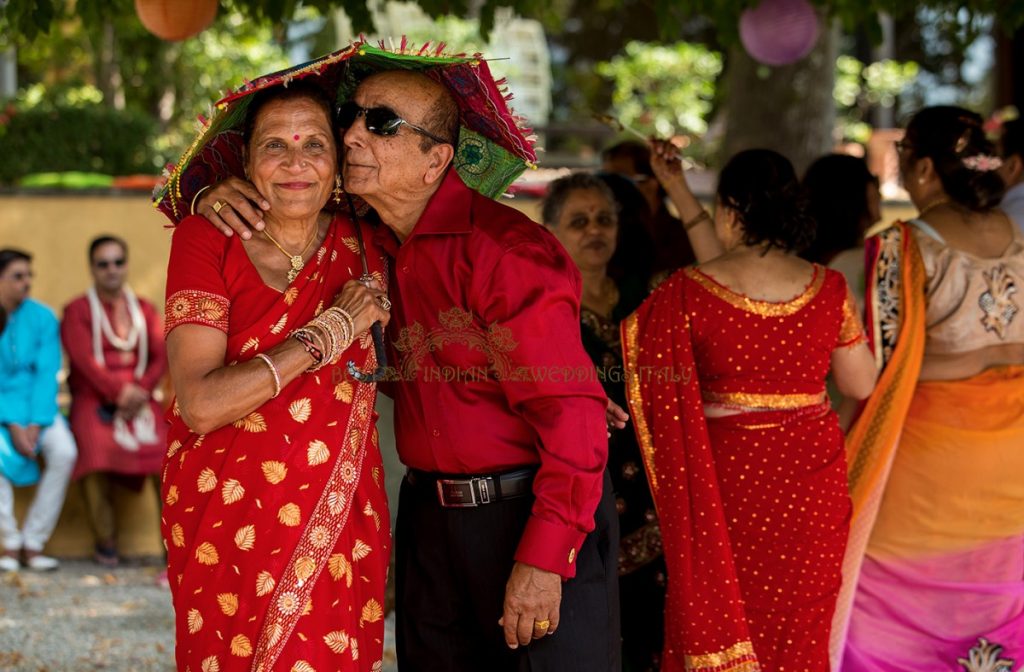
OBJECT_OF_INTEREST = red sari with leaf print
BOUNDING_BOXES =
[162,214,390,672]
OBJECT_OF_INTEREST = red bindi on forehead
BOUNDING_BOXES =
[293,134,300,141]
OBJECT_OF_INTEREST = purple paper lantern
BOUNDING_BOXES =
[739,0,821,66]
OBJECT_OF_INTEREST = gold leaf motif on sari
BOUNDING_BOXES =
[363,501,381,531]
[278,503,302,527]
[165,485,179,506]
[270,313,289,335]
[230,634,253,657]
[351,539,371,561]
[327,553,352,586]
[261,460,287,484]
[196,542,219,566]
[307,440,330,466]
[359,599,383,627]
[289,398,312,423]
[166,440,182,458]
[267,621,284,647]
[187,608,203,634]
[350,638,359,660]
[217,593,239,616]
[255,570,276,596]
[234,525,256,551]
[291,661,316,672]
[233,412,267,433]
[171,523,185,547]
[334,381,353,403]
[197,468,218,493]
[222,479,246,505]
[283,287,299,306]
[324,630,350,654]
[342,236,360,254]
[327,490,346,515]
[200,656,220,672]
[294,556,316,583]
[240,337,259,354]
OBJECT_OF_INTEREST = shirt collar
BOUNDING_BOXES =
[370,169,474,256]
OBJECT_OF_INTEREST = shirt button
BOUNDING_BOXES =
[432,428,440,437]
[568,548,576,564]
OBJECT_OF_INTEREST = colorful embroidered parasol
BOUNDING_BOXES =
[154,37,538,221]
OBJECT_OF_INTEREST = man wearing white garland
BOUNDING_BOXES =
[61,236,167,567]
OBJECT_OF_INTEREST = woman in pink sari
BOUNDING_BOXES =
[162,81,392,671]
[837,106,1024,670]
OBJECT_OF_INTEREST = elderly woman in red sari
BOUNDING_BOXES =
[625,148,878,671]
[162,81,392,672]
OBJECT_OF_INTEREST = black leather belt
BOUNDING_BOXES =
[407,467,536,508]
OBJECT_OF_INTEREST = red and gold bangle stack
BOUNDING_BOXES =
[291,307,355,372]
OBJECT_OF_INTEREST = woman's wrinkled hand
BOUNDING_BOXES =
[331,277,391,335]
[196,177,271,239]
[649,137,686,185]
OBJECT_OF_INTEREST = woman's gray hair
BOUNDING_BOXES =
[541,172,618,226]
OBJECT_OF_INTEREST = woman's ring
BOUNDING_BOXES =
[534,619,550,631]
[212,200,226,214]
[377,295,392,311]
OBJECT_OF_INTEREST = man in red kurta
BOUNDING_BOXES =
[61,236,167,566]
[191,70,619,670]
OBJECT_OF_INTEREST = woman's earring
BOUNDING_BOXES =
[918,177,926,185]
[333,175,344,205]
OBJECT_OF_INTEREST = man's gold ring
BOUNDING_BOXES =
[377,295,392,311]
[534,619,551,631]
[212,200,226,214]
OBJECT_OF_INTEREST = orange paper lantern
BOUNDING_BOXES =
[135,0,218,41]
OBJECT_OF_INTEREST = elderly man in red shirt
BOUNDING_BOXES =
[189,70,620,671]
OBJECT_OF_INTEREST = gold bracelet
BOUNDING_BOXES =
[683,210,711,231]
[254,353,281,399]
[190,185,213,216]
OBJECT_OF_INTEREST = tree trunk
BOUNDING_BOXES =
[95,20,125,110]
[722,19,837,176]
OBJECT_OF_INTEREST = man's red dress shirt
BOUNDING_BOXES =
[373,171,608,578]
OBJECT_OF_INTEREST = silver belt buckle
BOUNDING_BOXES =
[436,478,477,507]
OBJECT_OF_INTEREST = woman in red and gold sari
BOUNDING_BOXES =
[162,81,392,672]
[625,149,878,671]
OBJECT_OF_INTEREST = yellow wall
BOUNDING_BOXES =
[0,194,172,312]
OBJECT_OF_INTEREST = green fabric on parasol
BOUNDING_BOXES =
[154,38,538,221]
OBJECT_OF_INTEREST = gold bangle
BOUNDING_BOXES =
[190,185,213,216]
[254,353,281,399]
[683,210,711,231]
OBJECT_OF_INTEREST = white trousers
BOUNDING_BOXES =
[0,416,78,552]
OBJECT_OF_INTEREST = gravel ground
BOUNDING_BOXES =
[0,559,397,671]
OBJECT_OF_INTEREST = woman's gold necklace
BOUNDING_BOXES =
[917,197,951,219]
[263,225,318,282]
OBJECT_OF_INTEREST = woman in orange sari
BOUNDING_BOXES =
[626,149,878,671]
[837,107,1024,670]
[162,81,392,672]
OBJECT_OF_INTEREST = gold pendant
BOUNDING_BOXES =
[288,255,304,283]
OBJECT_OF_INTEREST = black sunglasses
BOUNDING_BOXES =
[95,258,126,270]
[337,102,449,146]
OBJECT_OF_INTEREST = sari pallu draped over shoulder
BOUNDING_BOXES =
[162,217,390,672]
[829,221,927,667]
[622,272,761,672]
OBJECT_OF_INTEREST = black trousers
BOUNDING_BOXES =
[396,469,621,672]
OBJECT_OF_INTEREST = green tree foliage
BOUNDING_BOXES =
[0,100,156,183]
[596,41,722,139]
[834,56,919,142]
